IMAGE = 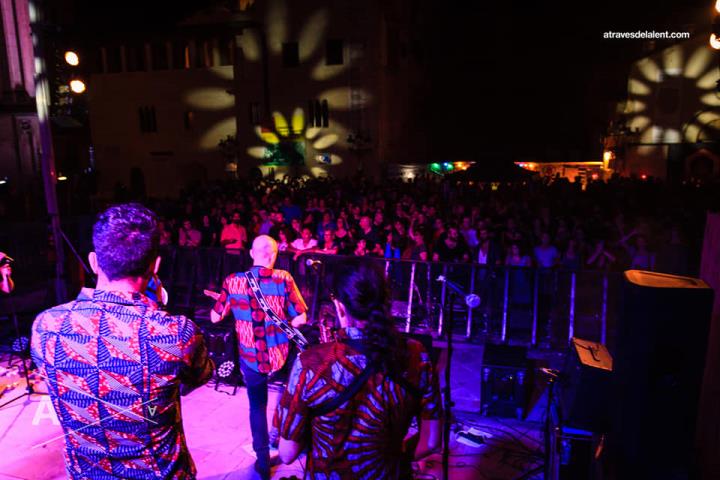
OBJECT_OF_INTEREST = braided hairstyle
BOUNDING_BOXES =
[331,259,405,379]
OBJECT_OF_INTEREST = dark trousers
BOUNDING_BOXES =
[240,361,271,458]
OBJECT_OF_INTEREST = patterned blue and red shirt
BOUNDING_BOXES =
[212,266,307,374]
[274,327,442,479]
[31,288,214,480]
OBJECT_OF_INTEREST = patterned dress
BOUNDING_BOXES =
[31,288,214,480]
[274,328,441,479]
[212,266,307,374]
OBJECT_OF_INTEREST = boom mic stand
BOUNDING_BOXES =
[0,293,46,409]
[436,275,481,480]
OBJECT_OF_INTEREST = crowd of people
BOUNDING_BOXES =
[144,173,710,276]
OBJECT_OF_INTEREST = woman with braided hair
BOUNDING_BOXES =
[274,259,441,479]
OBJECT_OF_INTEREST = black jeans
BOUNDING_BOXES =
[240,361,271,459]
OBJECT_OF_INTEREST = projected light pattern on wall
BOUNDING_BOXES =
[624,42,720,143]
[248,108,341,166]
[189,0,364,172]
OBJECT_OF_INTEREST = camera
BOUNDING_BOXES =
[0,256,13,267]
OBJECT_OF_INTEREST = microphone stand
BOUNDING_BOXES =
[308,259,322,323]
[441,290,455,480]
[436,275,479,479]
[0,292,46,409]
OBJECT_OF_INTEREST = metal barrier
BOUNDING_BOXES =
[153,249,621,349]
[0,233,622,349]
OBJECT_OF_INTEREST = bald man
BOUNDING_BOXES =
[211,235,307,479]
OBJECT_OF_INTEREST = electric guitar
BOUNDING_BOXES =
[203,288,310,350]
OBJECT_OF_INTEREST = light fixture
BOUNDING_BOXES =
[64,50,79,66]
[710,34,720,50]
[57,174,68,181]
[716,0,720,14]
[69,79,86,94]
[217,361,235,378]
[12,336,29,353]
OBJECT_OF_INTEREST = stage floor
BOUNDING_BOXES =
[0,359,543,480]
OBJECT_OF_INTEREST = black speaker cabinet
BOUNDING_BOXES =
[201,323,241,386]
[481,344,530,419]
[560,337,613,433]
[614,270,714,479]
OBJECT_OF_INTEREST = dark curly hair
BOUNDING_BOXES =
[331,258,404,378]
[92,203,160,281]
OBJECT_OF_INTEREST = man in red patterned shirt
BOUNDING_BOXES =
[31,203,214,479]
[275,259,441,479]
[211,235,307,479]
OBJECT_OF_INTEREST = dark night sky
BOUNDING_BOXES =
[425,0,712,161]
[57,0,714,163]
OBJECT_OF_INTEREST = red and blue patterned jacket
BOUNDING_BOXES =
[31,288,213,479]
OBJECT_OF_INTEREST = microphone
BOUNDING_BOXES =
[436,275,481,308]
[305,258,322,270]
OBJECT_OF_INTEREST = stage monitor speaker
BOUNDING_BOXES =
[481,344,530,419]
[614,270,714,480]
[559,337,613,433]
[201,323,241,385]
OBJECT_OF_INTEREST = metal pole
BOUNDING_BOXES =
[437,264,448,336]
[30,0,66,303]
[501,267,509,343]
[426,262,431,322]
[568,271,576,344]
[531,269,539,346]
[466,265,475,339]
[405,262,416,333]
[601,273,608,345]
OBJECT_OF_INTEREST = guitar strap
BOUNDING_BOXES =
[244,270,309,349]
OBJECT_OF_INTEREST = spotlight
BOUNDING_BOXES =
[69,79,86,94]
[716,0,720,14]
[217,361,235,378]
[64,51,79,66]
[12,337,29,353]
[57,173,68,181]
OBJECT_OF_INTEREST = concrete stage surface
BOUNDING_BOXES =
[0,359,543,480]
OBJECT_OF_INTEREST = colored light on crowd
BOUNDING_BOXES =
[429,162,473,175]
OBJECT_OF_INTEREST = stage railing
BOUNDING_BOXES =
[153,248,621,350]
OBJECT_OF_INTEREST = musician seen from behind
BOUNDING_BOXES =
[275,259,441,479]
[31,203,214,479]
[210,234,308,480]
[0,251,14,294]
